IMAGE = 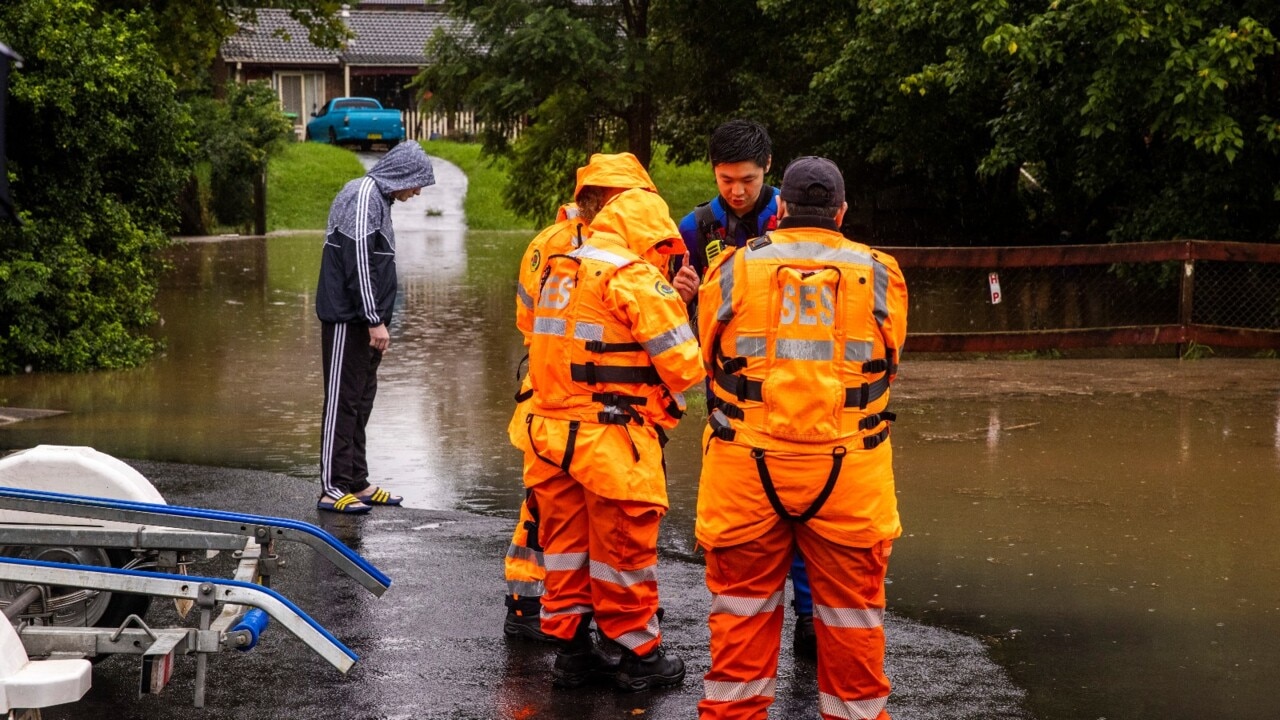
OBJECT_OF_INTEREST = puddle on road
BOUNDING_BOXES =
[1,231,1278,720]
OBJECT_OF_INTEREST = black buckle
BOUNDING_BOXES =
[585,340,606,353]
[722,357,747,374]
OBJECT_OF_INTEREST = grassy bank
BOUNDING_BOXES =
[420,140,537,231]
[266,140,715,233]
[266,142,365,231]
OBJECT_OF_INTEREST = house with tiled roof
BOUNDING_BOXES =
[217,2,465,139]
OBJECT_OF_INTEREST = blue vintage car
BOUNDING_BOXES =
[305,97,405,150]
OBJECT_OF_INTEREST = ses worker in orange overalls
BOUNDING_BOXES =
[695,156,908,720]
[502,157,663,641]
[513,153,704,691]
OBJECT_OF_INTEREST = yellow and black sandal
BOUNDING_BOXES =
[358,487,403,506]
[317,493,372,514]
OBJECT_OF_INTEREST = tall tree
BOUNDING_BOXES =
[416,0,661,222]
[0,0,192,372]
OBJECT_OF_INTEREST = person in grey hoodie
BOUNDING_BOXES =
[315,142,435,513]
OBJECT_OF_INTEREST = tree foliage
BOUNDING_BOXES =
[680,0,1280,243]
[0,0,192,372]
[415,0,663,222]
[192,81,296,228]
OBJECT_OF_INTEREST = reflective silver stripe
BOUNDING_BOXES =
[541,604,592,620]
[669,391,686,412]
[709,591,783,617]
[543,552,588,571]
[709,408,733,432]
[589,560,658,588]
[716,253,736,323]
[746,241,873,267]
[534,317,567,337]
[574,322,604,341]
[643,324,695,357]
[819,692,889,720]
[516,283,534,309]
[815,604,884,629]
[844,340,873,362]
[775,339,833,361]
[506,579,545,596]
[571,244,633,268]
[873,259,889,326]
[703,678,777,703]
[614,613,660,651]
[505,544,544,564]
[735,335,766,358]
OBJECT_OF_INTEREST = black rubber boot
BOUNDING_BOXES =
[793,613,817,661]
[504,595,553,642]
[552,616,605,688]
[615,644,685,692]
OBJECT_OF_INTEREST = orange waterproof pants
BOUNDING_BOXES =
[699,521,892,720]
[504,494,546,598]
[531,471,665,656]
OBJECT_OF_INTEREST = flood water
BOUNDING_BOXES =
[2,161,1279,720]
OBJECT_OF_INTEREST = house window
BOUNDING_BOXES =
[273,72,326,137]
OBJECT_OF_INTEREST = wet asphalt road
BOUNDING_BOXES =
[38,461,1032,720]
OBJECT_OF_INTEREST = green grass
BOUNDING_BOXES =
[421,140,537,231]
[266,142,366,231]
[650,151,715,223]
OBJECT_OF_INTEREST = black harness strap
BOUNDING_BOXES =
[752,446,847,524]
[525,415,581,474]
[858,411,897,431]
[561,420,581,471]
[571,363,662,385]
[862,425,890,450]
[713,362,763,402]
[844,375,891,409]
[523,488,542,551]
[585,340,644,353]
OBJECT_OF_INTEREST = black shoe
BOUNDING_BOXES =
[553,619,617,688]
[615,645,685,692]
[793,613,817,661]
[504,595,553,643]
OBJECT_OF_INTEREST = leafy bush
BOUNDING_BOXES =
[192,81,294,230]
[0,0,191,372]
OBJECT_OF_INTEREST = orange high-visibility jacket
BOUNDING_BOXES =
[697,225,908,451]
[527,230,702,430]
[516,204,585,343]
[695,224,908,547]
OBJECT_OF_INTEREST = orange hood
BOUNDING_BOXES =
[574,152,657,197]
[590,188,685,258]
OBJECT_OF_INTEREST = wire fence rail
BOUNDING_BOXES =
[880,240,1280,355]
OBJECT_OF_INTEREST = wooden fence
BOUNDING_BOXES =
[880,240,1280,354]
[401,109,521,142]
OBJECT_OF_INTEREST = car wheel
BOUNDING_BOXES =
[305,128,313,141]
[328,128,339,146]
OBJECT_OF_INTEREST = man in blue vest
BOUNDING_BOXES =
[672,120,817,660]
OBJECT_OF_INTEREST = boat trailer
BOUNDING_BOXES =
[0,445,390,714]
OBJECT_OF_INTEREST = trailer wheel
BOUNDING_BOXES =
[0,545,152,631]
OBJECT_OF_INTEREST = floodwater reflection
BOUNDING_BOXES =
[1,229,1279,720]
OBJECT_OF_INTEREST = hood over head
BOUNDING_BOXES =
[368,142,436,196]
[590,188,685,259]
[574,152,656,198]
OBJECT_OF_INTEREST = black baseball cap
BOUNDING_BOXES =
[780,156,845,207]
